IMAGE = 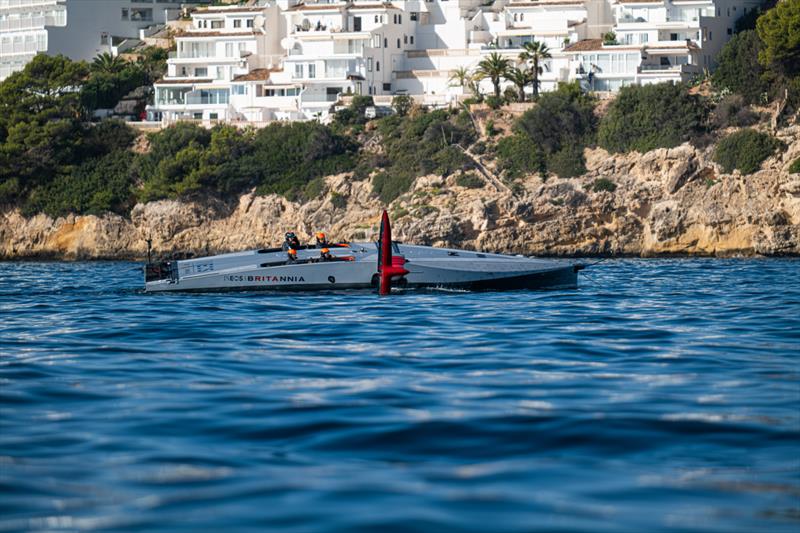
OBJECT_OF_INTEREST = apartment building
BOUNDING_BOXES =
[150,3,285,122]
[147,0,759,125]
[46,1,212,62]
[565,0,762,91]
[0,0,66,80]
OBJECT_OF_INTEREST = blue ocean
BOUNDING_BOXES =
[1,259,798,532]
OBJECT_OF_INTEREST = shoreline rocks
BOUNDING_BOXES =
[2,131,799,261]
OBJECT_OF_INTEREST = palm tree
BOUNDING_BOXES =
[448,66,471,91]
[92,52,126,74]
[505,67,531,102]
[518,41,551,100]
[476,52,511,98]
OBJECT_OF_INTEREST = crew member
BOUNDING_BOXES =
[286,248,298,263]
[319,247,333,262]
[282,232,300,251]
[315,232,329,247]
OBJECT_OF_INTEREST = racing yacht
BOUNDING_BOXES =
[144,211,585,293]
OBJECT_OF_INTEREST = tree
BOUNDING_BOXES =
[477,52,511,98]
[713,30,769,104]
[598,82,708,153]
[756,0,800,77]
[518,41,551,99]
[449,66,471,90]
[0,54,89,136]
[91,52,126,74]
[505,67,531,102]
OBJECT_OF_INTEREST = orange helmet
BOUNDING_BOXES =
[316,232,326,239]
[321,248,330,254]
[287,249,297,255]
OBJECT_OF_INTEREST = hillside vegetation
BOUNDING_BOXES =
[0,3,796,219]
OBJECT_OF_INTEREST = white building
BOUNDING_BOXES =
[564,0,761,91]
[0,0,66,80]
[147,0,760,125]
[47,0,210,62]
[151,3,285,122]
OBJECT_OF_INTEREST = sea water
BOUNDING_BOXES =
[1,259,798,532]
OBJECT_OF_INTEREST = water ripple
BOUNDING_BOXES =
[1,259,799,532]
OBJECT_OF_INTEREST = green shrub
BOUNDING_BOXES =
[602,31,617,45]
[515,82,596,156]
[712,30,769,104]
[712,94,760,128]
[485,119,498,136]
[138,121,354,202]
[598,82,708,153]
[547,145,586,178]
[788,157,800,174]
[496,133,545,179]
[714,129,781,174]
[392,94,413,116]
[471,140,487,155]
[591,177,617,193]
[330,191,347,209]
[485,95,504,109]
[23,150,136,217]
[366,108,476,200]
[372,170,415,203]
[455,172,484,188]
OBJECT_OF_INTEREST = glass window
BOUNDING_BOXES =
[211,20,223,29]
[121,8,129,20]
[195,67,207,77]
[308,64,316,78]
[294,63,303,78]
[234,19,241,28]
[130,8,152,22]
[247,19,254,28]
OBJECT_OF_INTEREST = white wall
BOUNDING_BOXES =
[48,0,191,61]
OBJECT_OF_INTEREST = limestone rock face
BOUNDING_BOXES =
[2,128,799,260]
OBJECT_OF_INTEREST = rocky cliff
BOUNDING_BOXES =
[2,126,799,260]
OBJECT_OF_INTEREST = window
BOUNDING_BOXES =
[384,38,387,48]
[193,113,202,119]
[130,8,153,21]
[367,57,373,71]
[232,85,247,95]
[375,15,379,23]
[727,28,732,35]
[398,14,402,24]
[376,61,380,71]
[709,30,712,40]
[210,113,218,120]
[211,20,223,29]
[195,67,207,77]
[247,19,254,28]
[397,38,400,48]
[404,35,407,44]
[411,12,418,22]
[308,63,316,78]
[383,83,391,91]
[121,8,129,20]
[410,35,414,45]
[640,33,648,43]
[234,19,241,28]
[226,43,234,57]
[216,66,224,79]
[100,33,108,45]
[294,63,303,78]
